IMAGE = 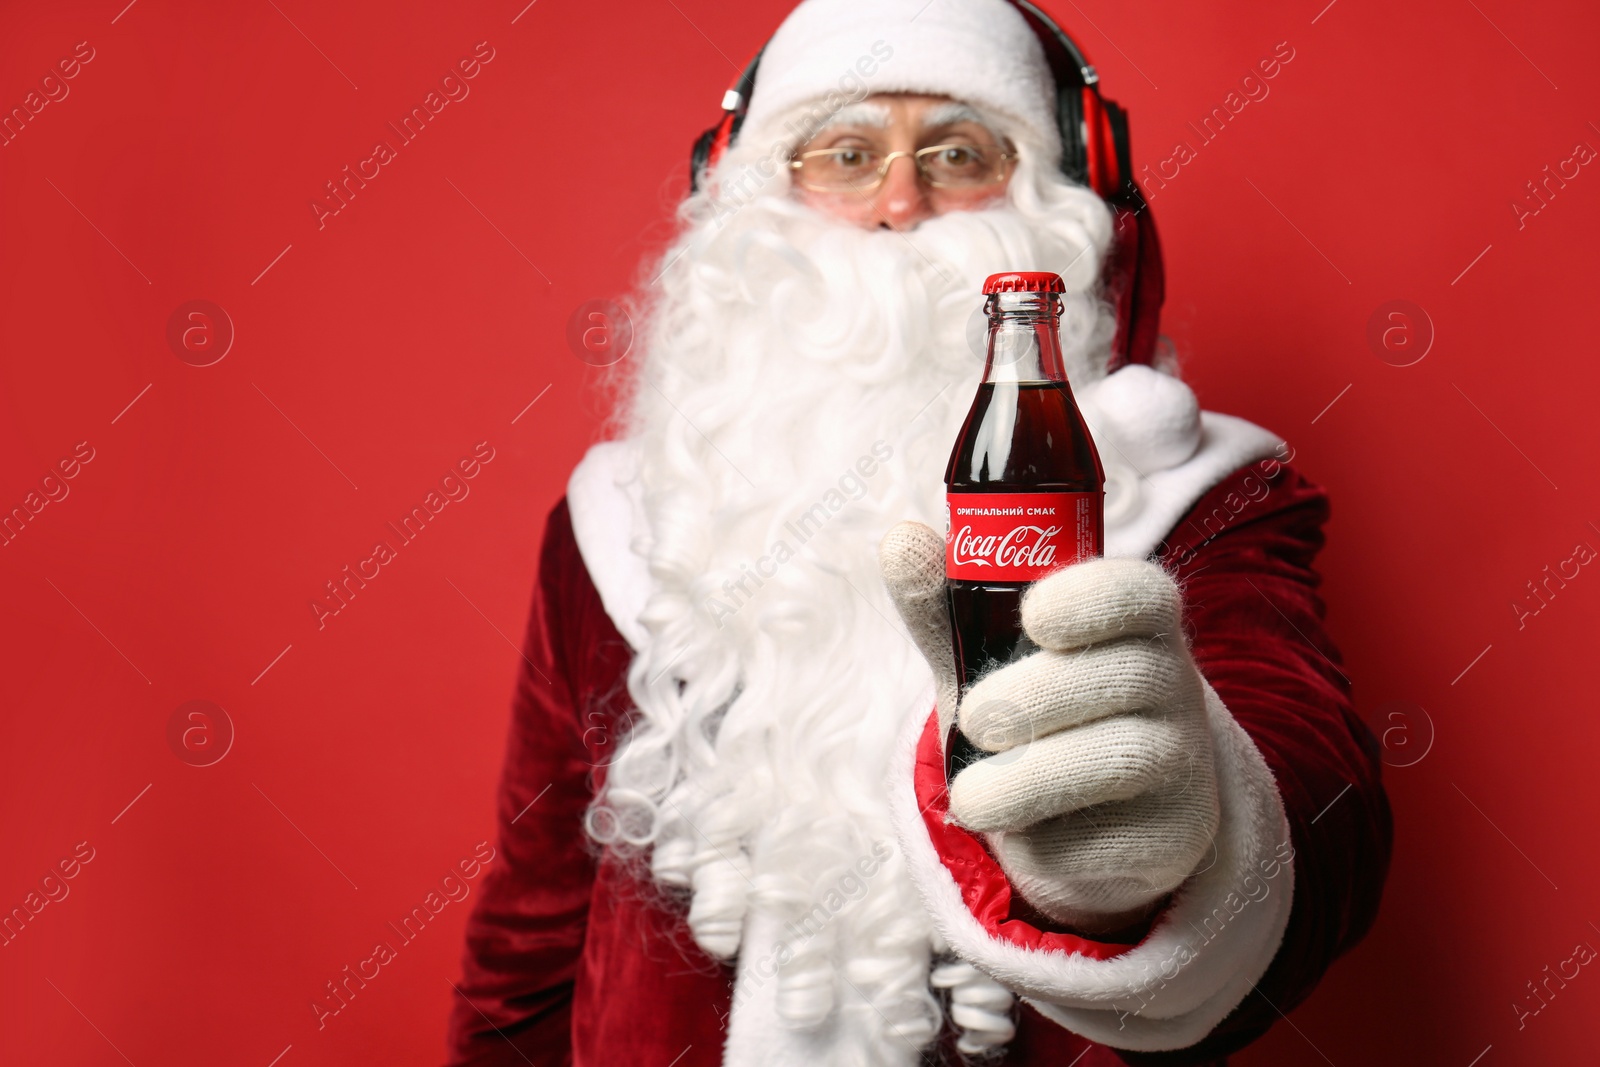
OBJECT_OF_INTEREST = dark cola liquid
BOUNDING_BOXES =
[944,381,1102,780]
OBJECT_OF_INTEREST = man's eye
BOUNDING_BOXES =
[939,146,979,166]
[837,150,867,167]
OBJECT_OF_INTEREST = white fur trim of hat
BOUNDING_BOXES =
[739,0,1063,163]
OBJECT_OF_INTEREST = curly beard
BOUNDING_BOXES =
[589,141,1116,1060]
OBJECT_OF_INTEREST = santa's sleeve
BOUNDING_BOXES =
[888,462,1392,1060]
[445,500,610,1066]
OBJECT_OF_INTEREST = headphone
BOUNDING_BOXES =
[690,0,1133,200]
[685,0,1162,368]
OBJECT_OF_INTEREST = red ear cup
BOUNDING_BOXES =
[689,105,742,189]
[1098,96,1124,194]
[1079,87,1122,197]
[1101,202,1164,370]
[708,113,736,171]
[1079,88,1103,196]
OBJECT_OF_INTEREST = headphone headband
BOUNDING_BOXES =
[1008,0,1098,88]
[690,0,1129,198]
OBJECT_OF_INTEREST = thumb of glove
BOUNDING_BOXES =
[878,521,960,743]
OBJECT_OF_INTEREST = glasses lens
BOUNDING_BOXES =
[920,144,1002,187]
[797,148,884,191]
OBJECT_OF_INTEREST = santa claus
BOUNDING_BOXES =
[446,1,1391,1064]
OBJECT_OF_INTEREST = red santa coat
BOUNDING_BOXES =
[444,458,1391,1066]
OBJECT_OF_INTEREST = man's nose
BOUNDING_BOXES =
[872,154,934,231]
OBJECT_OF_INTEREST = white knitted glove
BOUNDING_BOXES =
[879,521,1221,935]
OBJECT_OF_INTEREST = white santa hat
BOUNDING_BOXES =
[738,0,1063,165]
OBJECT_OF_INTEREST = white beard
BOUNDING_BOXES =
[591,149,1116,1060]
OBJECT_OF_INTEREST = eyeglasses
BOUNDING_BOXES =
[789,143,1016,194]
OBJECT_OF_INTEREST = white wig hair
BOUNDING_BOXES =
[589,96,1117,1060]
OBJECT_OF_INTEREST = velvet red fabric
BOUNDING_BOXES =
[912,708,1160,955]
[443,458,1391,1066]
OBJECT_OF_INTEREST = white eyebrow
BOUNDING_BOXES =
[816,101,892,131]
[921,102,991,130]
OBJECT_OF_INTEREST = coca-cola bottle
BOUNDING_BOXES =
[944,271,1104,782]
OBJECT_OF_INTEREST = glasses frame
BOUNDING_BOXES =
[788,142,1018,194]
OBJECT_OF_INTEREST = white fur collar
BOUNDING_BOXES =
[567,366,1285,652]
[563,366,1287,1062]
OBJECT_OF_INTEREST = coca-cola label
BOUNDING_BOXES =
[945,491,1103,581]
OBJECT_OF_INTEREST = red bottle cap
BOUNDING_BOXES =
[982,271,1065,294]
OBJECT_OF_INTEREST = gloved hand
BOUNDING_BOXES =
[879,521,1221,936]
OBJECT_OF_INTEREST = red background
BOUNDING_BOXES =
[2,1,1597,1064]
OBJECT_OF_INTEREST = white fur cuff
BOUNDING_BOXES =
[888,680,1295,1052]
